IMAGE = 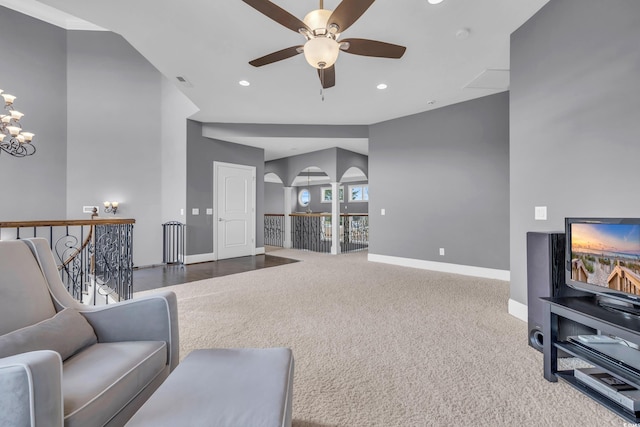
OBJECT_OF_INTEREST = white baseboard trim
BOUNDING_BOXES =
[184,253,215,264]
[367,253,511,281]
[508,299,528,322]
[256,247,265,255]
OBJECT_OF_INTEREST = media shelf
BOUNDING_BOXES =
[555,371,640,423]
[543,296,640,423]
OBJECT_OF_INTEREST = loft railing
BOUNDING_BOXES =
[264,214,285,247]
[290,213,368,253]
[0,218,135,305]
[341,214,369,253]
[290,213,332,253]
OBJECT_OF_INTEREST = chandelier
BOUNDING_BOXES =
[0,88,36,157]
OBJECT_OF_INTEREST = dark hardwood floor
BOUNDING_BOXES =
[133,254,299,292]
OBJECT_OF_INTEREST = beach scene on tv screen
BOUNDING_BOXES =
[571,223,640,295]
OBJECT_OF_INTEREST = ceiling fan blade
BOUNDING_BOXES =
[249,46,303,67]
[327,0,375,33]
[317,65,336,89]
[340,38,406,59]
[242,0,310,34]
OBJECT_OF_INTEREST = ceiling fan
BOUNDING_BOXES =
[242,0,407,89]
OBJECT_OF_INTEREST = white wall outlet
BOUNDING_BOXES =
[535,206,547,221]
[439,248,445,256]
[381,208,386,216]
[206,208,213,215]
[180,208,184,216]
[192,208,199,215]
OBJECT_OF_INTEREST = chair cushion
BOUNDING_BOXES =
[0,240,56,335]
[0,308,97,360]
[63,341,167,427]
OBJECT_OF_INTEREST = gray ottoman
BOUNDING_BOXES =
[126,348,294,427]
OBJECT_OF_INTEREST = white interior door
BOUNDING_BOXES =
[214,162,256,260]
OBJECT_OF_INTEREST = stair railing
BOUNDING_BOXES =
[0,218,135,305]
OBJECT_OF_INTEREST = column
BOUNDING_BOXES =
[283,187,295,249]
[331,181,341,255]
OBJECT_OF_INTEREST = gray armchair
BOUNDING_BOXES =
[0,238,179,427]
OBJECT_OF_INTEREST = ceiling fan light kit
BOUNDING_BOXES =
[303,37,339,69]
[242,0,406,88]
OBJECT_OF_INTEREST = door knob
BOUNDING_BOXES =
[218,218,224,222]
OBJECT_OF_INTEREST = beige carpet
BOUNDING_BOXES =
[140,249,622,426]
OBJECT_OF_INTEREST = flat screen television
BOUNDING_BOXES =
[565,217,640,313]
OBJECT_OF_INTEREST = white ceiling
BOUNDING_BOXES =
[2,0,549,158]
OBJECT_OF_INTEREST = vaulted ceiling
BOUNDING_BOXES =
[3,0,549,127]
[1,0,550,160]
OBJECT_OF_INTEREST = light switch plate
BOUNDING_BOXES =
[535,206,547,221]
[192,208,199,215]
[206,208,213,215]
[381,208,386,216]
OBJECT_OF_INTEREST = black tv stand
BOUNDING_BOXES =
[597,298,640,318]
[543,296,640,423]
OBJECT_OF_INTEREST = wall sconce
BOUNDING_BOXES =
[103,201,119,215]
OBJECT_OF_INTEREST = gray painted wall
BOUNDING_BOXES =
[186,120,265,255]
[201,123,367,163]
[66,31,163,267]
[510,0,640,305]
[295,181,369,214]
[337,148,368,181]
[0,7,67,221]
[266,148,340,185]
[161,77,199,224]
[265,147,368,186]
[264,182,284,214]
[265,148,369,216]
[369,92,510,270]
[1,9,196,267]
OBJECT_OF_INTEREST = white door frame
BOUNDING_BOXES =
[213,161,256,260]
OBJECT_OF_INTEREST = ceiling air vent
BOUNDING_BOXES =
[176,76,193,88]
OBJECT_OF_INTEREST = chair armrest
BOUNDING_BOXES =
[80,291,179,371]
[0,350,63,427]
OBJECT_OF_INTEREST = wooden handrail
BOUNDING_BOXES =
[58,227,94,270]
[289,213,368,217]
[0,218,136,228]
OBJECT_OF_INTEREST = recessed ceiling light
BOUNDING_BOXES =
[377,83,388,90]
[239,80,250,87]
[428,0,444,4]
